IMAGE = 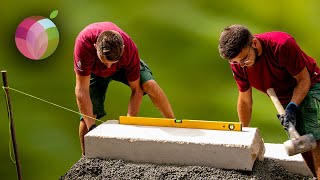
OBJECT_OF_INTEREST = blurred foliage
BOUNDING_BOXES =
[0,0,320,179]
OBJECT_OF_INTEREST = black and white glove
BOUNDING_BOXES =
[277,102,298,130]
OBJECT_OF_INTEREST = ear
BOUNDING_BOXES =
[251,37,258,48]
[94,43,97,49]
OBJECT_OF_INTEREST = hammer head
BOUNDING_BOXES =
[283,133,317,156]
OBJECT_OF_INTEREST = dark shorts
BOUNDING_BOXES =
[82,60,154,120]
[294,83,320,140]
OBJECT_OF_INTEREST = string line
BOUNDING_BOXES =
[2,86,109,166]
[2,86,104,123]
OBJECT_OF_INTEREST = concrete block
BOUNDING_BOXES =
[85,121,265,171]
[264,143,313,177]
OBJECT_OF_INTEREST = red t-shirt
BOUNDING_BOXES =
[232,31,320,104]
[73,22,140,82]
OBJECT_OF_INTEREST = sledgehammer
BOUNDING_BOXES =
[267,88,317,156]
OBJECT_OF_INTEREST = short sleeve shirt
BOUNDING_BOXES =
[232,31,320,104]
[74,22,140,82]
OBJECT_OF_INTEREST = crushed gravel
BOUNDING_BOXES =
[60,158,315,180]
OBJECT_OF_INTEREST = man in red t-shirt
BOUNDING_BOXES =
[218,24,320,178]
[74,22,175,155]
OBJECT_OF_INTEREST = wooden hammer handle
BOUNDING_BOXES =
[267,88,300,139]
[266,88,285,115]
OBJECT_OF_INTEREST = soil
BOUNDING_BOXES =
[60,158,315,180]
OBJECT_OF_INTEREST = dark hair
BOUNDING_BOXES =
[96,30,124,61]
[218,24,253,60]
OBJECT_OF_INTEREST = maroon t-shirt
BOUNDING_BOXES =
[74,22,140,82]
[232,31,320,104]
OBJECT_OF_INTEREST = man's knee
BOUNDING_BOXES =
[142,80,160,95]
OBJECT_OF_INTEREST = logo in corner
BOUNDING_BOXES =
[15,10,59,60]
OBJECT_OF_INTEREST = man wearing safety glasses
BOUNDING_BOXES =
[218,24,320,178]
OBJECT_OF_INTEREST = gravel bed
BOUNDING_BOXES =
[60,158,315,180]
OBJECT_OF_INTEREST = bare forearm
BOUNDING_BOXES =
[127,90,143,116]
[75,88,94,128]
[291,78,310,105]
[291,67,311,105]
[237,88,252,127]
[237,100,252,127]
[151,88,175,119]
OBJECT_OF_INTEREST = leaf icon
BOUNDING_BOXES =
[50,10,58,19]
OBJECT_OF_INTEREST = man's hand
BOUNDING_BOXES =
[277,102,298,130]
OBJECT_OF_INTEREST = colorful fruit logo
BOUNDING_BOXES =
[15,10,59,60]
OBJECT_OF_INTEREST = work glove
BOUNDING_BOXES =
[277,102,298,130]
[88,124,97,132]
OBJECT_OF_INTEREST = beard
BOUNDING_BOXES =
[242,47,259,68]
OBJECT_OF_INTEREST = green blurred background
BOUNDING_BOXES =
[1,0,320,179]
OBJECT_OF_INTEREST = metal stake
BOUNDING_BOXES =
[1,70,22,180]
